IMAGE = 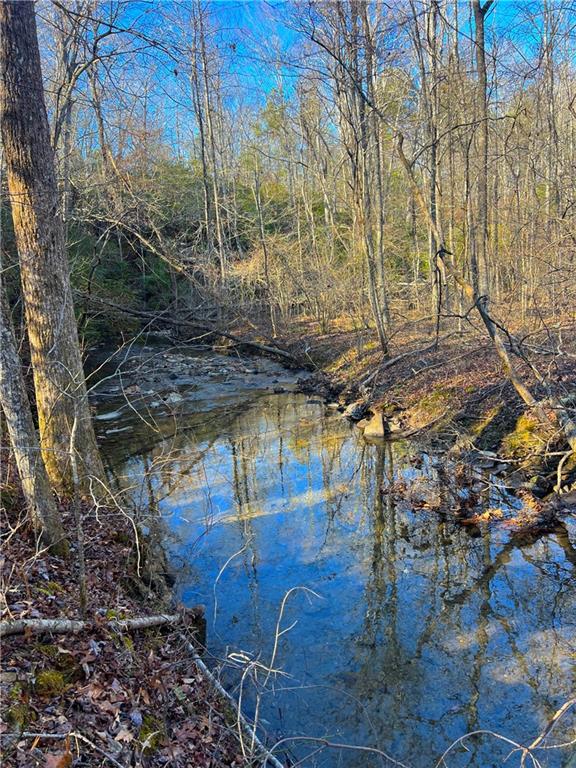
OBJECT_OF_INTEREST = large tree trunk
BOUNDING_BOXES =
[0,282,66,551]
[0,0,104,496]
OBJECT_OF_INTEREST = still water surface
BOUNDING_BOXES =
[94,349,575,768]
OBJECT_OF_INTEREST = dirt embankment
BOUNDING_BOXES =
[279,316,576,502]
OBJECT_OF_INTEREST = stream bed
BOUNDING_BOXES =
[91,344,576,768]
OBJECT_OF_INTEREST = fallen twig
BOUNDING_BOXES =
[1,731,125,768]
[0,610,203,638]
[179,634,285,768]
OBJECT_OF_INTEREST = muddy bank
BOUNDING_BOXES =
[285,323,576,506]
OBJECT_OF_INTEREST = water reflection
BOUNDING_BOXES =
[100,389,576,768]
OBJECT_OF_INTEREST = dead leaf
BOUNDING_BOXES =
[115,728,134,743]
[43,751,72,768]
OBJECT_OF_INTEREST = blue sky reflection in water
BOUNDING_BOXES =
[99,385,576,768]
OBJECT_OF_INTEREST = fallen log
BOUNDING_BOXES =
[0,609,203,638]
[75,291,302,366]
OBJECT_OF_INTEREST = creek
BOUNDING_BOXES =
[90,343,575,768]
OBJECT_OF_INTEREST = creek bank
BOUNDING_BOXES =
[288,328,576,532]
[0,475,251,768]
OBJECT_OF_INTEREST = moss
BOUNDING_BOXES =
[501,413,543,459]
[36,580,63,597]
[139,714,166,753]
[123,635,135,653]
[35,669,67,697]
[35,644,81,682]
[36,643,60,661]
[7,701,34,730]
[9,682,23,701]
[409,386,454,429]
[7,683,35,730]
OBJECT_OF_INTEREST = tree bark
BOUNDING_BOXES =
[472,0,493,295]
[0,0,104,496]
[0,611,203,638]
[0,285,66,552]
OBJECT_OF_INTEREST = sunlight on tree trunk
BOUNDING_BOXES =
[0,0,104,496]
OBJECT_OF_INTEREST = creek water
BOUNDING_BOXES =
[92,345,575,768]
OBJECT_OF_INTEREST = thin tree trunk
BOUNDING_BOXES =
[0,281,66,551]
[473,0,493,295]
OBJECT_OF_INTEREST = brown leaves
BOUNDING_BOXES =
[43,738,71,768]
[43,754,72,768]
[2,499,248,768]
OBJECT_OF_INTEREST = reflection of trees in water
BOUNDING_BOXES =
[104,393,576,765]
[230,435,263,648]
[344,443,575,762]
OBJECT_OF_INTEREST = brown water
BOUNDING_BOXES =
[92,345,576,768]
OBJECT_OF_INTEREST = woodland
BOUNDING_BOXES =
[0,1,575,767]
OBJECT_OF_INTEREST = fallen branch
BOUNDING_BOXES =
[179,634,285,768]
[360,335,457,389]
[0,610,203,638]
[75,291,302,365]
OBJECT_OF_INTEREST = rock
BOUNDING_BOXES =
[343,400,369,421]
[564,514,576,548]
[388,417,402,433]
[363,410,386,439]
[326,402,340,410]
[559,490,576,507]
[273,386,286,394]
[164,392,183,404]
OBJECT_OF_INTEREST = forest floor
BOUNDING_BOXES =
[0,469,249,768]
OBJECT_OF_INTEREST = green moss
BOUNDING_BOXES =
[501,413,543,458]
[469,405,501,437]
[7,682,35,730]
[7,701,34,730]
[35,669,67,697]
[139,714,166,753]
[35,643,60,660]
[410,386,454,429]
[35,644,80,680]
[36,580,63,597]
[123,635,134,653]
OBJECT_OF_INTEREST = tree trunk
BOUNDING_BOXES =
[0,282,66,551]
[0,0,104,496]
[472,0,493,295]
